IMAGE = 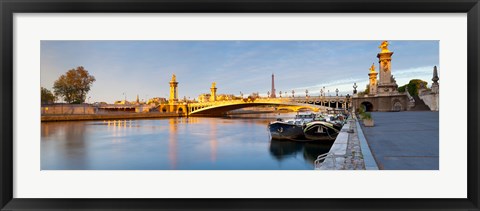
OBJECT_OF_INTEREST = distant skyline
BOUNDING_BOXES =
[41,40,439,103]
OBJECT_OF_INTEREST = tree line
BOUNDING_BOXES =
[41,66,96,104]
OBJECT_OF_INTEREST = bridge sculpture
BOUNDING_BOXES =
[188,96,349,116]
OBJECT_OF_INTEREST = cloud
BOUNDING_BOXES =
[289,65,437,96]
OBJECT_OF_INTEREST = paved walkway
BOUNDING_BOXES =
[361,112,439,170]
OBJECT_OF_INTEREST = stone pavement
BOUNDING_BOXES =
[316,115,378,170]
[361,112,439,170]
[343,119,365,170]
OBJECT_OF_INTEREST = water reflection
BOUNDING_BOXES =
[41,113,333,170]
[41,122,89,169]
[168,118,178,169]
[209,121,218,162]
[269,140,333,164]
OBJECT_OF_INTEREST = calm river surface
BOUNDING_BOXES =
[41,113,333,170]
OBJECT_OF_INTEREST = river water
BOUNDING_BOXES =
[41,113,333,170]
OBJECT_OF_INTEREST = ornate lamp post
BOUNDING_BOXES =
[292,90,295,98]
[279,91,282,98]
[335,88,339,96]
[346,94,350,113]
[319,88,324,106]
[305,89,308,97]
[353,83,358,94]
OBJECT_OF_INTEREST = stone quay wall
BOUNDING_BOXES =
[419,93,439,111]
[41,104,96,115]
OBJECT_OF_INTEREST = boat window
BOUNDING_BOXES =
[317,126,324,133]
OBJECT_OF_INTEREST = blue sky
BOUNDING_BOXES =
[41,40,439,103]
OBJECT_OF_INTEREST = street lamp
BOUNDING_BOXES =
[320,88,324,97]
[345,94,350,113]
[353,83,358,94]
[279,91,282,98]
[335,88,339,96]
[292,90,295,98]
[305,89,308,97]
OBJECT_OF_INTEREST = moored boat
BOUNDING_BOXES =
[302,120,340,141]
[267,113,315,140]
[268,118,305,140]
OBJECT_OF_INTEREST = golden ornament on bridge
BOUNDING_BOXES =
[379,41,390,53]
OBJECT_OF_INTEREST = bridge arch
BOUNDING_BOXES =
[361,101,374,112]
[189,100,327,117]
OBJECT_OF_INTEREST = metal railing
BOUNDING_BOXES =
[314,152,336,170]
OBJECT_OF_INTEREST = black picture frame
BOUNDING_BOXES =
[1,0,479,210]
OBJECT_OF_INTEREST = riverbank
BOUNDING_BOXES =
[41,112,181,122]
[316,114,378,170]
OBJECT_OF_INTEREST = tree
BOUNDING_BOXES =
[53,66,96,104]
[41,87,56,104]
[364,84,370,95]
[397,79,428,96]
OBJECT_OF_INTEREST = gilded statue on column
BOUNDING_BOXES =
[379,41,390,53]
[369,63,376,73]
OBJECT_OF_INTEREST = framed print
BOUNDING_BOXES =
[1,0,479,210]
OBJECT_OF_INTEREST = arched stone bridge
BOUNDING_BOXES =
[188,96,348,116]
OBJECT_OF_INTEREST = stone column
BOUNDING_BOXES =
[377,52,394,86]
[210,82,217,102]
[169,74,178,104]
[376,41,398,95]
[431,66,439,94]
[368,63,378,95]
